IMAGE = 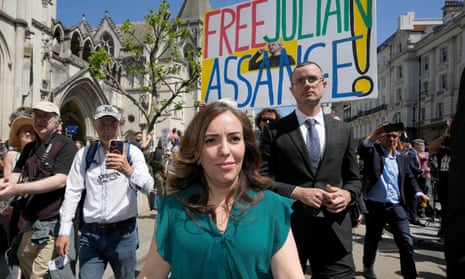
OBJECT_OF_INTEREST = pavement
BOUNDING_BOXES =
[351,216,446,279]
[409,217,445,251]
[101,209,446,279]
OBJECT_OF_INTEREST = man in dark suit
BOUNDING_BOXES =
[445,68,465,278]
[260,61,362,278]
[358,124,429,279]
[405,139,426,225]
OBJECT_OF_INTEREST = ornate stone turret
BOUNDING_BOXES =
[443,0,464,18]
[177,0,212,21]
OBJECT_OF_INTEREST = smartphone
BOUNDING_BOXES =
[384,122,404,133]
[109,140,124,154]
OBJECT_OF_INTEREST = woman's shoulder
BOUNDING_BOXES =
[256,189,293,209]
[162,186,197,206]
[5,150,19,161]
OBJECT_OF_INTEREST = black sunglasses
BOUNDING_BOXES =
[261,117,276,123]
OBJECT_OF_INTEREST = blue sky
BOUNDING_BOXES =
[57,0,445,46]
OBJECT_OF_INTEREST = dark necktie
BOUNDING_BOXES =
[306,119,320,173]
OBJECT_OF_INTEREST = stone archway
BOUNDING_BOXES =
[61,101,85,141]
[57,78,109,144]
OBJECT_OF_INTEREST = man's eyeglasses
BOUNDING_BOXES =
[32,112,56,120]
[294,76,323,86]
[260,117,276,123]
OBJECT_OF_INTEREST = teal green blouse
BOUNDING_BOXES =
[155,187,293,279]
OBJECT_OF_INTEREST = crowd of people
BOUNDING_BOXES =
[0,60,464,279]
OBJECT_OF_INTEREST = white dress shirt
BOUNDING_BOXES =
[295,108,326,156]
[59,142,154,236]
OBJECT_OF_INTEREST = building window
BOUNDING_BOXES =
[437,102,443,118]
[421,80,428,96]
[101,32,115,56]
[439,74,448,90]
[420,56,429,74]
[420,108,426,122]
[396,88,402,104]
[343,105,351,119]
[440,47,448,63]
[393,112,401,123]
[396,66,403,79]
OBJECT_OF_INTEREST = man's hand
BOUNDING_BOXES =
[323,184,351,214]
[368,123,389,142]
[0,177,17,200]
[56,235,70,257]
[417,194,430,205]
[292,187,332,208]
[106,152,133,177]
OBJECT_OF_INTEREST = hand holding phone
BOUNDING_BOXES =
[109,140,124,154]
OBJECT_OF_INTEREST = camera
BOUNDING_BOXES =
[384,122,404,133]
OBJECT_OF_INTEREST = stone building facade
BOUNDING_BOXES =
[0,0,210,144]
[333,1,465,143]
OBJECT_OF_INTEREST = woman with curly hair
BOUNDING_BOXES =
[137,101,303,279]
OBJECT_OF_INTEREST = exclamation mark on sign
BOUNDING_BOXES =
[351,0,374,96]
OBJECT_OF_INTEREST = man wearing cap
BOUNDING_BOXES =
[56,105,154,279]
[0,101,77,278]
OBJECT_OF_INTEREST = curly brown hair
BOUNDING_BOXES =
[167,102,273,215]
[254,108,281,128]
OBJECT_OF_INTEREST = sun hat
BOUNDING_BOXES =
[8,116,34,148]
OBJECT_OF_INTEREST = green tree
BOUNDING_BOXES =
[89,3,201,133]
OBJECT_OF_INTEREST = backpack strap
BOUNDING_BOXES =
[85,141,100,172]
[39,136,64,165]
[125,142,133,166]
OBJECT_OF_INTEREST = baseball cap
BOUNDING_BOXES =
[94,105,121,121]
[32,101,60,117]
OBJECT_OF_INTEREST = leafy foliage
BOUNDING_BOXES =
[88,3,201,133]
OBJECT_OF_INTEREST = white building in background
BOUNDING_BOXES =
[333,0,465,143]
[0,0,210,143]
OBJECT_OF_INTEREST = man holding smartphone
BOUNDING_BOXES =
[56,105,154,279]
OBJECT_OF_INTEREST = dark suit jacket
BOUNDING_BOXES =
[446,68,465,279]
[260,112,362,253]
[357,141,422,207]
[407,148,423,177]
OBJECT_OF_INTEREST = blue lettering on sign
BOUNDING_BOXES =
[205,37,368,107]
